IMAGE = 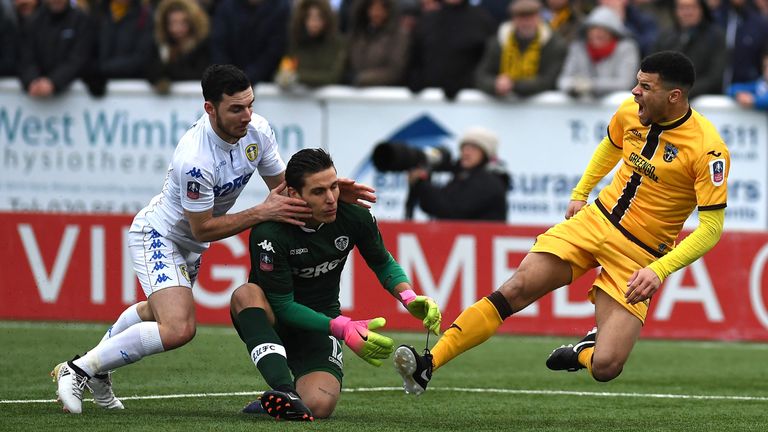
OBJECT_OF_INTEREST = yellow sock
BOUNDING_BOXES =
[578,346,594,377]
[431,298,503,371]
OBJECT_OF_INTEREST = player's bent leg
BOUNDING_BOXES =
[148,286,197,350]
[296,371,340,419]
[590,289,642,382]
[427,252,573,374]
[545,327,597,372]
[230,283,275,322]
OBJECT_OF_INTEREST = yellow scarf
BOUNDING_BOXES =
[549,8,572,31]
[110,1,129,22]
[500,30,541,79]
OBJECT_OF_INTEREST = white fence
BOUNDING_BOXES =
[1,79,766,230]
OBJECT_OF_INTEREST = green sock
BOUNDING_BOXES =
[235,308,294,390]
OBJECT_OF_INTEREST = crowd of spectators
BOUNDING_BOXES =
[0,0,766,109]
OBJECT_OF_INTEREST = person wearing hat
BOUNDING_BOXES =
[476,0,568,98]
[556,5,640,98]
[407,126,511,221]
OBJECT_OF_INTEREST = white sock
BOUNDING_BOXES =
[100,304,143,343]
[74,322,165,376]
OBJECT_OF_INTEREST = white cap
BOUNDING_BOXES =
[460,127,499,159]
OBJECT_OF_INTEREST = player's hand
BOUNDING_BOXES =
[329,316,394,366]
[258,181,312,226]
[337,177,376,209]
[399,289,441,335]
[625,267,661,305]
[565,200,587,219]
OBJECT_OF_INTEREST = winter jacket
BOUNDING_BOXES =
[18,3,95,92]
[475,22,567,97]
[413,162,510,222]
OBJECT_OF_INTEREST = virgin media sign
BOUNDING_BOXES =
[2,213,767,341]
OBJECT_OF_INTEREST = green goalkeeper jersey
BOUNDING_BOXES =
[248,201,409,333]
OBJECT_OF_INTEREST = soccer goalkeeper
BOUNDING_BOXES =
[231,148,441,421]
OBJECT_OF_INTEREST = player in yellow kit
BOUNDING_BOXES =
[394,51,730,393]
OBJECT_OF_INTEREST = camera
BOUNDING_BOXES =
[371,141,453,172]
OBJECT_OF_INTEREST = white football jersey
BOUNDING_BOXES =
[135,112,286,253]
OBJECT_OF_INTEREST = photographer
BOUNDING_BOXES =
[407,127,510,221]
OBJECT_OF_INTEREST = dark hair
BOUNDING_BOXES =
[201,64,251,104]
[640,51,696,92]
[291,0,336,45]
[286,148,335,190]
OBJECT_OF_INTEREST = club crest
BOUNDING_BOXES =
[663,143,678,163]
[245,144,259,162]
[334,236,349,251]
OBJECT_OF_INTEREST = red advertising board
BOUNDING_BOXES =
[2,213,768,341]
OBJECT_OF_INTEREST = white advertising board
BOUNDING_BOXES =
[1,81,766,230]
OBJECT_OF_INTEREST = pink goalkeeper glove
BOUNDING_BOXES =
[329,316,394,366]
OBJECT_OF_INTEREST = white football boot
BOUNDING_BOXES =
[88,372,124,410]
[51,362,88,414]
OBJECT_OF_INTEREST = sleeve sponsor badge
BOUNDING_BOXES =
[709,159,725,186]
[187,181,201,199]
[259,253,273,271]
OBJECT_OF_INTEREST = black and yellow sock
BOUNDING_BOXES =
[234,308,294,390]
[578,347,594,377]
[431,291,513,371]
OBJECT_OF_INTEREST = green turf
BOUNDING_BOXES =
[1,321,767,431]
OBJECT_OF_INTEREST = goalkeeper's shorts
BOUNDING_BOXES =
[530,204,657,324]
[276,323,344,384]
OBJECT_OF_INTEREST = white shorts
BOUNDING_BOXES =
[128,222,201,298]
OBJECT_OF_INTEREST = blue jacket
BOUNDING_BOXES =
[728,79,768,111]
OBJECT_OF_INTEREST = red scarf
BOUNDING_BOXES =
[587,38,618,63]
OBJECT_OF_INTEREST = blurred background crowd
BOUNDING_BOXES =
[1,0,766,109]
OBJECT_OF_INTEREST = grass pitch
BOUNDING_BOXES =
[1,321,767,431]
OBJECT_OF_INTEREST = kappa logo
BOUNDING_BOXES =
[258,239,275,252]
[663,142,679,163]
[152,262,169,272]
[151,251,167,260]
[155,273,171,284]
[334,236,349,251]
[245,144,259,162]
[186,167,203,179]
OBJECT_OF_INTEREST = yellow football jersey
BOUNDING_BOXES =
[595,97,730,258]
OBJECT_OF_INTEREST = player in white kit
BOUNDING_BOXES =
[51,64,375,414]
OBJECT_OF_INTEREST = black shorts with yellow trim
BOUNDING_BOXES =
[529,204,658,323]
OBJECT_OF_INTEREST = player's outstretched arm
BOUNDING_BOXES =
[329,316,394,366]
[398,288,442,335]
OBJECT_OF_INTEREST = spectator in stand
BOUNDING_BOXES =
[714,0,768,89]
[18,0,95,97]
[542,0,583,42]
[408,127,511,221]
[476,0,568,98]
[86,0,157,96]
[478,0,515,27]
[211,0,290,86]
[274,0,345,89]
[599,0,658,56]
[12,0,39,24]
[148,0,210,94]
[407,0,496,99]
[633,0,676,30]
[346,0,410,86]
[557,5,640,98]
[0,6,17,76]
[727,50,768,110]
[653,0,725,97]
